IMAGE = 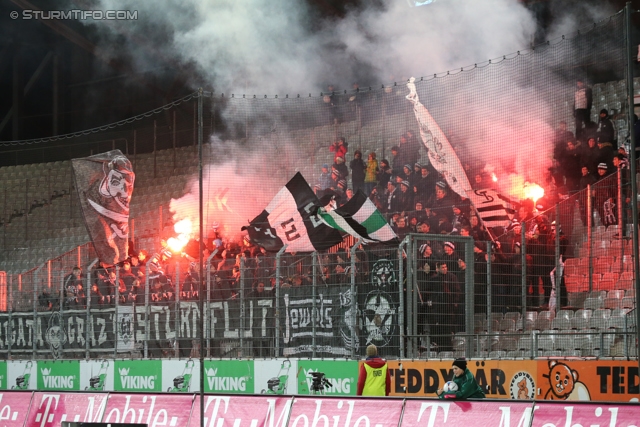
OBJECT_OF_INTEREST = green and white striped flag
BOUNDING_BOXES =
[318,190,398,243]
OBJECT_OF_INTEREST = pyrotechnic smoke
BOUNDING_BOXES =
[85,0,617,217]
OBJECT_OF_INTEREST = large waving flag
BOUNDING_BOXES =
[406,77,472,199]
[317,190,398,244]
[468,188,514,229]
[242,173,343,253]
[72,150,134,265]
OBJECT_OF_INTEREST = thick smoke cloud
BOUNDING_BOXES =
[86,0,618,234]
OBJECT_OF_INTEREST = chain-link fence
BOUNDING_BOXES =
[0,9,638,361]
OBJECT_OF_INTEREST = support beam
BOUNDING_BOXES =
[0,51,54,134]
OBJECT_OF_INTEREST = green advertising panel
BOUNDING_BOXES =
[204,360,254,394]
[297,360,358,395]
[114,360,162,392]
[37,361,80,391]
[0,362,6,390]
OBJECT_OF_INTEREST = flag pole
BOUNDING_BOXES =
[197,88,205,427]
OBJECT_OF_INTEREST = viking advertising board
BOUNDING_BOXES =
[114,360,162,392]
[203,360,253,394]
[36,361,80,391]
[296,360,358,396]
[254,359,297,395]
[0,362,6,390]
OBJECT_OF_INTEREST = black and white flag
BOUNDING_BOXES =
[242,172,343,253]
[469,188,514,229]
[72,150,134,265]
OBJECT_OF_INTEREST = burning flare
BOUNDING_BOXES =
[523,182,544,204]
[166,218,193,253]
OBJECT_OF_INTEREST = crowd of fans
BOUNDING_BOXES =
[31,80,639,355]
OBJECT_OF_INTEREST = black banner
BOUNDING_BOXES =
[0,263,401,358]
[0,300,275,356]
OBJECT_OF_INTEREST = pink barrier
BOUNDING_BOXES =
[188,395,293,427]
[531,401,640,427]
[401,399,534,427]
[101,393,195,426]
[0,391,33,427]
[7,391,640,427]
[288,397,405,427]
[24,392,108,427]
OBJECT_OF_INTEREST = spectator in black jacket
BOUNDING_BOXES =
[349,150,366,193]
[596,109,616,148]
[574,80,593,141]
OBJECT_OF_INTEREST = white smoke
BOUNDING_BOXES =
[84,0,617,224]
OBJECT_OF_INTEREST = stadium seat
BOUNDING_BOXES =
[594,257,613,274]
[488,350,507,359]
[584,297,603,310]
[506,350,525,358]
[490,313,504,323]
[588,317,608,331]
[438,351,454,359]
[504,312,521,323]
[604,297,622,310]
[518,336,533,354]
[567,292,588,309]
[517,318,535,332]
[537,336,556,352]
[538,310,555,321]
[621,297,635,309]
[607,316,627,331]
[607,289,625,300]
[482,319,500,333]
[602,272,619,283]
[534,318,551,331]
[593,308,611,320]
[556,309,574,320]
[598,280,616,291]
[499,319,516,332]
[556,335,575,351]
[551,317,571,330]
[452,335,466,351]
[610,308,627,318]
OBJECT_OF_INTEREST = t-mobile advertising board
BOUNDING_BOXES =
[3,391,640,426]
[401,399,535,427]
[101,393,194,426]
[288,397,404,427]
[531,401,640,427]
[0,391,33,427]
[187,395,294,427]
[24,392,108,426]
